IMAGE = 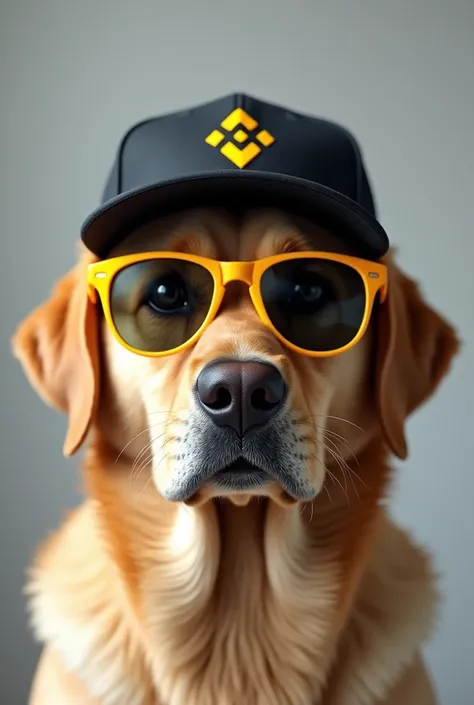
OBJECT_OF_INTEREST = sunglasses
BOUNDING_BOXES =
[87,252,388,358]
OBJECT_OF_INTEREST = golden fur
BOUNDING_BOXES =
[13,209,459,704]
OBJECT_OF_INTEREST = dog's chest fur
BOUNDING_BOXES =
[28,459,437,705]
[139,500,340,705]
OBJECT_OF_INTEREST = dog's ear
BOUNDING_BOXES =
[376,258,460,459]
[12,256,100,457]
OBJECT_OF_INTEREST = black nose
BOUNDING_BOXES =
[196,360,286,436]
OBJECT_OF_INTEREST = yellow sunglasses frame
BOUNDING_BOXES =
[87,251,388,359]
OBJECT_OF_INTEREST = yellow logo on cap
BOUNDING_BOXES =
[205,108,275,168]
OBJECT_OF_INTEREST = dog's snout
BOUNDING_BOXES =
[196,360,286,436]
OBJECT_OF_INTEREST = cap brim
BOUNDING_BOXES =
[81,170,389,260]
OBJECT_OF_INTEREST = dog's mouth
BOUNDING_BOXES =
[212,457,270,489]
[215,457,265,474]
[181,456,300,507]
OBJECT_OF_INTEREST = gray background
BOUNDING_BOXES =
[1,1,473,703]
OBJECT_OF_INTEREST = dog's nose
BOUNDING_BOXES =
[196,360,286,436]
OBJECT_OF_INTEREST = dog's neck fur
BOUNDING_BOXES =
[29,438,436,705]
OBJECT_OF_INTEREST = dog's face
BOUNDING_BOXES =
[98,209,376,506]
[12,207,459,508]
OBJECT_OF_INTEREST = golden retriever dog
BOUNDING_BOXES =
[13,208,459,705]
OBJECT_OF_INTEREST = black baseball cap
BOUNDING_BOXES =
[81,94,389,260]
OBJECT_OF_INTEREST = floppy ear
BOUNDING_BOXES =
[12,256,100,457]
[376,258,460,459]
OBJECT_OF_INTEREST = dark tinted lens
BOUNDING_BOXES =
[110,259,214,352]
[260,258,366,352]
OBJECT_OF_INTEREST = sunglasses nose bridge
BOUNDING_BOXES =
[221,261,254,287]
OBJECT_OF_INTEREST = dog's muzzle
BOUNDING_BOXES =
[159,359,318,503]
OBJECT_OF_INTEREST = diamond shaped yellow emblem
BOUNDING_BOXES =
[204,108,275,168]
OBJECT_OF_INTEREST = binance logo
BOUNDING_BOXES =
[205,108,275,168]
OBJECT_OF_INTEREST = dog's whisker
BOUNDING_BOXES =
[315,431,363,497]
[302,414,366,435]
[117,417,181,463]
[326,467,350,504]
[130,423,179,470]
[320,439,353,482]
[324,438,347,493]
[322,428,348,444]
[321,451,350,503]
[132,443,158,478]
[328,437,361,470]
[322,481,333,504]
[309,451,334,505]
[135,475,154,504]
[342,464,368,492]
[321,434,356,477]
[132,455,153,486]
[131,433,166,472]
[301,500,315,523]
[311,446,350,504]
[116,427,153,463]
[300,418,362,477]
[132,437,171,484]
[320,432,367,491]
[130,452,152,486]
[325,438,359,499]
[133,448,172,503]
[132,461,162,505]
[131,432,180,486]
[321,428,359,460]
[320,439,366,501]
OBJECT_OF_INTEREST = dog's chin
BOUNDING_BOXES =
[185,485,300,509]
[182,458,301,509]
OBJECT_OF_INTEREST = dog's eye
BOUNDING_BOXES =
[295,280,324,303]
[144,272,191,315]
[281,271,335,314]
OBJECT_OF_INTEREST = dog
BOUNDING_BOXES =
[13,208,459,705]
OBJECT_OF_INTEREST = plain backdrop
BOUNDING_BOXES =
[1,1,473,703]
